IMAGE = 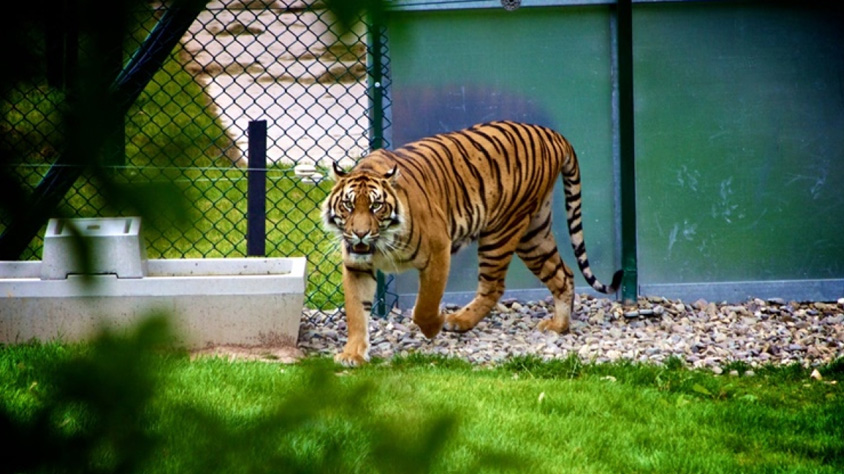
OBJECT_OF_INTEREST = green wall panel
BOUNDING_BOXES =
[386,6,620,302]
[634,3,844,285]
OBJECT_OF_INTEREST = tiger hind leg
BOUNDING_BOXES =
[443,221,528,332]
[515,208,575,334]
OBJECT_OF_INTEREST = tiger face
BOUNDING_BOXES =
[322,163,403,265]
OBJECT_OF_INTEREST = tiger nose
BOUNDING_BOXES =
[352,230,370,243]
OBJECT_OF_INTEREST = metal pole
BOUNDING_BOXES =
[368,16,388,317]
[616,0,638,305]
[247,120,267,257]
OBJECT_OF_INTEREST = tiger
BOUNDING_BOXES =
[322,120,622,366]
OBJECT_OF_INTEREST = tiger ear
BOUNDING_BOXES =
[332,161,348,179]
[383,165,399,183]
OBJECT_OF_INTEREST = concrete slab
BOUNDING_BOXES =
[0,257,306,348]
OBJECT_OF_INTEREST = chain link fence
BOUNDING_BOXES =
[1,0,393,310]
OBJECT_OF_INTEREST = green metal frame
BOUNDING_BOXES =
[615,0,638,304]
[368,14,389,317]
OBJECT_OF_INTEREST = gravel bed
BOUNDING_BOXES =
[298,295,844,369]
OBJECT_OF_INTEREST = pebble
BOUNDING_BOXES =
[297,295,844,369]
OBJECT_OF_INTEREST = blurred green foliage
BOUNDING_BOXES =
[1,317,168,473]
[0,317,469,474]
[0,0,202,259]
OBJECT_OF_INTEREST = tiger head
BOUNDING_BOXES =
[321,161,403,264]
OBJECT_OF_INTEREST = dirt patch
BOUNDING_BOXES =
[192,344,304,363]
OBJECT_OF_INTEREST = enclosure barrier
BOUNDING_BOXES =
[3,0,842,315]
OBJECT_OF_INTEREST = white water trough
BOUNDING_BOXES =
[0,217,307,348]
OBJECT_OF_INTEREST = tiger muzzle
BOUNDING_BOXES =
[347,231,376,255]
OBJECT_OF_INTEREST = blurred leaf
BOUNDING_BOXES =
[0,315,469,474]
[692,383,713,398]
[323,0,388,33]
[0,315,172,474]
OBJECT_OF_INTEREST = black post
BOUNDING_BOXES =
[247,120,267,257]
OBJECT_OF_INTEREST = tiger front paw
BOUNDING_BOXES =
[334,342,370,367]
[537,318,569,334]
[413,314,444,339]
[443,312,476,332]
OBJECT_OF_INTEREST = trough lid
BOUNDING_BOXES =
[40,217,148,280]
[49,217,139,237]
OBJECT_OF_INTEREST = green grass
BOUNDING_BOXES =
[2,321,842,474]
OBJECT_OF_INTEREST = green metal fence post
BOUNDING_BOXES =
[368,14,389,317]
[616,0,639,305]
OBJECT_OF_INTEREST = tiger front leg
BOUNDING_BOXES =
[335,265,378,367]
[411,249,449,338]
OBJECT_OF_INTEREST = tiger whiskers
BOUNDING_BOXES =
[375,239,406,274]
[376,237,407,255]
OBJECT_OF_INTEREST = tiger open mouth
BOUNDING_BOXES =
[348,243,374,255]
